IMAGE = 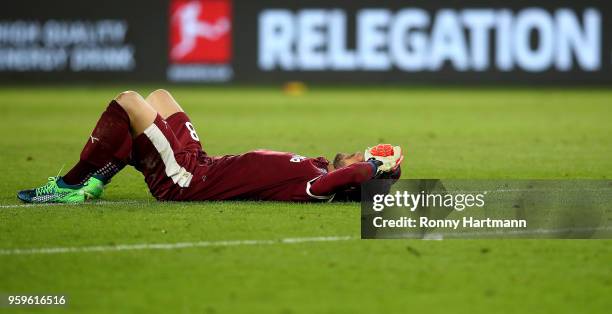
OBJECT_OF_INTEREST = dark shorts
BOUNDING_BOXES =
[132,112,208,200]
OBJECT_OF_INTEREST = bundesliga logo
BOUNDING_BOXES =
[170,0,232,63]
[167,0,233,81]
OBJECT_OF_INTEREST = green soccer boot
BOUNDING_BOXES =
[81,176,105,200]
[17,177,86,203]
[17,176,107,204]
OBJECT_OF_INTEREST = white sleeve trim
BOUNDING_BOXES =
[306,176,335,202]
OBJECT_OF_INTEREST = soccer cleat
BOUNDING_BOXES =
[17,177,86,204]
[81,176,105,200]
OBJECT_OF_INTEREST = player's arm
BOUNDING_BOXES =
[309,161,379,197]
[309,144,404,198]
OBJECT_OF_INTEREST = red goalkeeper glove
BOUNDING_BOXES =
[364,144,404,175]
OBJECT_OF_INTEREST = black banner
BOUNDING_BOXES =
[361,180,612,239]
[1,0,611,84]
[0,0,167,82]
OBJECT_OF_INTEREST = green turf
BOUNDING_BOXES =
[0,86,611,313]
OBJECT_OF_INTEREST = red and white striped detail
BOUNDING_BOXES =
[143,123,193,188]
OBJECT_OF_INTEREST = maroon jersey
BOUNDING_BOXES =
[132,113,375,201]
[182,150,334,201]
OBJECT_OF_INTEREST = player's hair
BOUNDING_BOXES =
[332,153,346,169]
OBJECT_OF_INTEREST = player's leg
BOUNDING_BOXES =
[17,91,156,203]
[129,90,196,198]
[87,89,192,200]
[145,89,203,153]
[114,90,158,135]
[145,88,184,119]
[64,90,155,184]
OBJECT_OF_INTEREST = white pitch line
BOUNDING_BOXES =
[397,226,612,239]
[0,236,355,256]
[0,200,152,209]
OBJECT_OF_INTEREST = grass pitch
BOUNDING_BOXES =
[0,86,611,313]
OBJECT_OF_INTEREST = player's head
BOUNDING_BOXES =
[332,152,364,169]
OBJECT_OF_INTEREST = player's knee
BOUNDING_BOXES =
[146,89,171,103]
[114,90,143,108]
[150,88,171,98]
[115,90,140,102]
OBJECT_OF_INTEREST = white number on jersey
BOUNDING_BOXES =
[290,155,307,163]
[185,122,200,142]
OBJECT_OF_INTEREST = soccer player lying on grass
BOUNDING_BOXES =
[18,89,403,203]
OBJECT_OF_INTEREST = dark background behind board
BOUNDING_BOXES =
[1,0,168,82]
[1,0,611,83]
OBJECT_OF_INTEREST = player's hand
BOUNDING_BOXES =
[364,144,404,174]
